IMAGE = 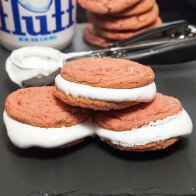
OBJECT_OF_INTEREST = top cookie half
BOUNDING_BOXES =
[5,86,90,128]
[60,57,154,89]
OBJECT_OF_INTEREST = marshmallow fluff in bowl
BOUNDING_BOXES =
[6,46,64,87]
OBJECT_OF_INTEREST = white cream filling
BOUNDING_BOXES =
[6,46,64,87]
[3,111,94,149]
[3,109,193,149]
[55,74,157,102]
[95,109,193,147]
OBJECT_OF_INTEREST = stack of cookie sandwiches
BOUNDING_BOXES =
[54,57,192,152]
[79,0,162,47]
[4,58,193,152]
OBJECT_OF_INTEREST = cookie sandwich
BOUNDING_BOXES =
[95,93,193,151]
[4,87,93,148]
[54,57,156,111]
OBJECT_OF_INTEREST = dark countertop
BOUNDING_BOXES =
[0,24,196,196]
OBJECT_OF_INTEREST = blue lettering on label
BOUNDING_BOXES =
[0,0,74,37]
[18,35,57,42]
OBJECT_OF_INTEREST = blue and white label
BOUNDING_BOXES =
[0,0,76,50]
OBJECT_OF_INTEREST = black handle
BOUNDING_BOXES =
[111,20,188,47]
[22,68,60,87]
[122,38,196,64]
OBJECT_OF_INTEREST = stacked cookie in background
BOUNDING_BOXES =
[4,58,193,152]
[78,0,162,47]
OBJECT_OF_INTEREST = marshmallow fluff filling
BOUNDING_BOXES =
[96,109,193,147]
[3,109,192,148]
[55,74,157,102]
[3,111,94,148]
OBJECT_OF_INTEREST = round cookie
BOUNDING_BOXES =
[95,93,193,152]
[5,87,89,128]
[78,0,140,14]
[83,25,112,48]
[54,57,156,111]
[4,86,93,148]
[94,17,162,41]
[112,0,156,17]
[87,4,159,31]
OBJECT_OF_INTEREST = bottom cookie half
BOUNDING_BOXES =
[104,138,180,152]
[54,87,139,111]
